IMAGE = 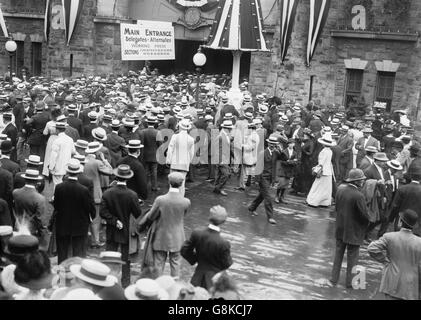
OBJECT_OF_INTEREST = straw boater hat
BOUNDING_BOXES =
[373,152,389,162]
[122,118,135,127]
[75,139,89,150]
[318,133,335,147]
[266,134,279,145]
[70,259,115,288]
[21,169,43,181]
[73,154,86,164]
[124,278,169,300]
[91,127,107,142]
[178,119,192,131]
[126,139,144,149]
[345,168,366,183]
[55,122,67,130]
[365,146,378,153]
[110,120,120,129]
[25,155,43,166]
[221,120,234,129]
[258,104,269,114]
[99,251,125,265]
[66,159,83,174]
[387,159,403,171]
[113,164,134,179]
[85,141,103,154]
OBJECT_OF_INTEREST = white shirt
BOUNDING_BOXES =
[169,187,179,193]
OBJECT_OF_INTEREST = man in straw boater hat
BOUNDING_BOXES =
[355,127,380,168]
[48,121,75,189]
[326,168,370,289]
[100,164,143,288]
[26,101,49,162]
[358,145,378,172]
[166,118,195,197]
[248,134,284,225]
[53,159,96,264]
[368,209,421,300]
[95,251,126,300]
[12,169,48,247]
[104,119,126,168]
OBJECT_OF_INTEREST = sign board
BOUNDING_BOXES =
[120,22,175,61]
[373,101,387,109]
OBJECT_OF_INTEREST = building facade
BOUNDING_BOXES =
[0,0,420,119]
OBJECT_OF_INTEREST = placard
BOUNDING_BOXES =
[120,22,175,61]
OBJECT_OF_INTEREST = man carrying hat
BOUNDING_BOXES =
[181,205,233,290]
[100,164,143,288]
[140,172,191,277]
[328,168,370,289]
[53,159,96,264]
[368,209,421,300]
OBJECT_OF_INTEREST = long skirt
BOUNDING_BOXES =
[306,175,332,207]
[42,135,58,176]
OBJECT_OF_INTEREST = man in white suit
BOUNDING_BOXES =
[166,118,195,197]
[48,121,76,188]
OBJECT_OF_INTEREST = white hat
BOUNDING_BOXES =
[0,225,13,236]
[85,141,103,154]
[124,278,169,300]
[178,119,192,130]
[318,133,335,147]
[69,259,115,287]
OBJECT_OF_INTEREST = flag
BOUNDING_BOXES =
[62,0,85,45]
[280,0,299,63]
[306,0,331,66]
[44,0,52,43]
[0,6,8,38]
[204,0,268,51]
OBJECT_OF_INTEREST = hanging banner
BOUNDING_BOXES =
[280,0,299,63]
[120,22,175,61]
[62,0,85,45]
[44,0,52,43]
[0,6,8,38]
[306,0,331,66]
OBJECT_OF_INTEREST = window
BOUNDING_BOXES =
[344,69,364,108]
[31,42,42,76]
[375,72,396,112]
[15,41,25,78]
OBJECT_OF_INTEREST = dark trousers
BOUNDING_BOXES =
[249,175,273,220]
[106,241,130,288]
[214,164,230,192]
[29,144,46,162]
[145,161,158,190]
[56,234,87,264]
[331,239,360,287]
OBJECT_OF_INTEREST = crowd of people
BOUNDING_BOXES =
[0,66,420,299]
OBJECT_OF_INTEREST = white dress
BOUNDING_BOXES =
[306,147,333,207]
[42,121,57,176]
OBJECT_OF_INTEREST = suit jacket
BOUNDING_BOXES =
[83,155,113,203]
[337,134,354,166]
[12,102,25,132]
[166,131,195,172]
[335,184,370,245]
[147,190,191,252]
[139,127,160,163]
[277,148,297,178]
[181,226,233,290]
[83,123,97,142]
[65,126,80,142]
[0,168,13,209]
[105,132,126,167]
[368,229,421,300]
[63,174,94,198]
[356,136,380,165]
[358,156,373,172]
[79,108,92,126]
[27,112,49,146]
[67,116,83,137]
[364,164,391,181]
[2,123,18,147]
[13,186,47,236]
[49,132,75,175]
[53,179,96,236]
[117,155,148,200]
[0,157,19,177]
[14,171,45,193]
[100,185,142,244]
[0,198,11,226]
[390,182,421,236]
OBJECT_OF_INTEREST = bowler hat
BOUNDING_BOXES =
[113,164,134,179]
[399,209,418,228]
[0,140,13,153]
[345,168,366,182]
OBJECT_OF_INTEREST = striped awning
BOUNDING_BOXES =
[204,0,269,52]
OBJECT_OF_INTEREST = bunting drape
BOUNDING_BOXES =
[44,0,52,43]
[280,0,299,63]
[204,0,268,51]
[0,6,8,38]
[62,0,85,45]
[306,0,331,66]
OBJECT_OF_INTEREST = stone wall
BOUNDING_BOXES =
[249,0,421,118]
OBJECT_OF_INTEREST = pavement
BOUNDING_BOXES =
[44,167,386,300]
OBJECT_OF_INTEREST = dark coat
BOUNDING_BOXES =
[117,155,148,200]
[100,185,142,244]
[104,132,126,168]
[12,102,25,132]
[277,149,297,178]
[335,184,370,245]
[181,227,233,290]
[2,123,18,147]
[67,115,84,137]
[0,158,19,177]
[53,179,96,236]
[14,172,45,193]
[0,168,13,210]
[0,198,11,226]
[390,182,421,236]
[139,127,160,163]
[83,123,97,142]
[27,112,49,146]
[65,126,80,142]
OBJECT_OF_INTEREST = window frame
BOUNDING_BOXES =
[375,71,396,112]
[344,68,364,108]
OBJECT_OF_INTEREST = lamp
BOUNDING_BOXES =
[5,39,17,85]
[193,47,207,108]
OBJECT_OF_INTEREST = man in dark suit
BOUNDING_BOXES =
[12,96,25,133]
[181,205,233,290]
[83,111,99,142]
[70,154,94,198]
[14,155,45,193]
[329,169,369,289]
[27,102,49,161]
[213,120,234,196]
[53,159,96,264]
[100,164,142,287]
[66,104,84,137]
[139,116,161,191]
[389,172,421,236]
[0,140,19,177]
[0,164,13,225]
[104,120,126,168]
[1,113,18,162]
[337,126,354,182]
[116,140,148,200]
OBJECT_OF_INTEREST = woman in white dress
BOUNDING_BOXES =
[306,133,335,207]
[42,109,62,177]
